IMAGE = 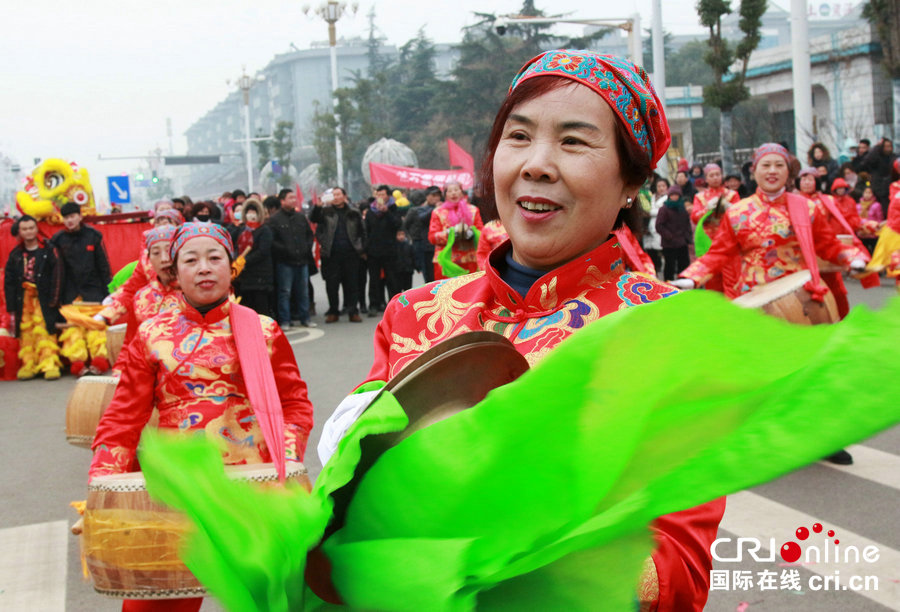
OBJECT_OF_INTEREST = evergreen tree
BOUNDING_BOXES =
[697,0,766,174]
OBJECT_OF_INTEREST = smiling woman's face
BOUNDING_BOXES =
[754,154,790,193]
[492,82,629,271]
[175,236,231,307]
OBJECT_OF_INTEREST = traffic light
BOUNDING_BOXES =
[151,171,159,183]
[136,172,144,180]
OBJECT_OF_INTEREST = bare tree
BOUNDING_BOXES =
[862,0,900,139]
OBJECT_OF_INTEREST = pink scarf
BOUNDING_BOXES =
[438,198,473,226]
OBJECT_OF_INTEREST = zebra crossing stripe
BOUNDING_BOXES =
[819,444,900,491]
[0,520,68,611]
[721,490,900,609]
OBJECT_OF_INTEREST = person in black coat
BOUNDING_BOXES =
[365,185,403,314]
[50,201,111,304]
[859,138,898,206]
[655,185,694,281]
[4,215,63,379]
[233,199,275,318]
[403,186,439,284]
[310,187,366,323]
[268,189,316,328]
[393,229,416,293]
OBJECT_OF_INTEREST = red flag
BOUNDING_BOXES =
[447,138,475,172]
[311,188,319,205]
[295,184,304,210]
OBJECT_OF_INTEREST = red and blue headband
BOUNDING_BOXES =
[509,49,671,167]
[144,225,176,251]
[170,222,234,260]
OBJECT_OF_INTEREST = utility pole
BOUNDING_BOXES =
[790,0,814,156]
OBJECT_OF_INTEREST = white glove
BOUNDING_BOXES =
[101,295,114,306]
[671,278,695,290]
[317,389,381,465]
[849,259,867,272]
[92,313,108,324]
[464,227,475,240]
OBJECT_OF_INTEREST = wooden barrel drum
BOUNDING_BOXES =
[66,376,119,448]
[83,462,312,599]
[732,270,838,325]
[106,323,128,364]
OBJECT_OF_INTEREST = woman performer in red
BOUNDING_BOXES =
[324,50,723,611]
[97,207,183,328]
[89,222,314,612]
[675,144,868,297]
[475,219,508,271]
[427,181,484,279]
[795,167,871,319]
[690,163,741,295]
[868,159,900,285]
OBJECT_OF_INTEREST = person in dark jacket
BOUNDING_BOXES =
[807,142,839,194]
[365,185,403,315]
[233,198,274,318]
[268,188,316,328]
[394,229,416,293]
[4,215,63,379]
[403,185,439,284]
[51,201,111,304]
[655,185,693,281]
[310,187,365,323]
[859,137,898,206]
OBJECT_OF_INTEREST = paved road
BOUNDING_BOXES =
[0,274,897,611]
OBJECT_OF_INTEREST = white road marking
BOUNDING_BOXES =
[721,490,900,609]
[818,444,900,491]
[0,520,68,611]
[288,328,324,345]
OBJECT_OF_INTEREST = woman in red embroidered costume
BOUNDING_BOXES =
[690,163,741,296]
[97,206,183,327]
[675,144,868,297]
[89,222,314,612]
[793,167,872,319]
[428,181,484,279]
[868,159,900,289]
[322,50,724,611]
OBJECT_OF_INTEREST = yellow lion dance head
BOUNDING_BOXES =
[16,159,97,223]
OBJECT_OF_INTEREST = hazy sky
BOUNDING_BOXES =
[0,0,719,192]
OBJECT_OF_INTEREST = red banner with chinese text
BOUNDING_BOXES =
[368,163,474,191]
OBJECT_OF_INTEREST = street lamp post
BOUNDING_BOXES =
[306,1,358,186]
[238,69,255,192]
[493,14,643,66]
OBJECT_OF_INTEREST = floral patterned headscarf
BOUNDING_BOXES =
[509,49,670,167]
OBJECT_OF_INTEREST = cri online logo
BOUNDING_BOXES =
[712,522,880,564]
[781,523,835,562]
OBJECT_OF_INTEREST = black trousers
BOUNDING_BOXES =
[240,289,274,319]
[662,246,690,281]
[323,249,360,316]
[413,240,435,284]
[368,254,398,310]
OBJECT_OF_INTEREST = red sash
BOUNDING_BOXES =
[786,194,829,303]
[231,303,287,481]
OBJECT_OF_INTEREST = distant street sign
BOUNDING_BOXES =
[164,155,221,165]
[107,176,131,204]
[134,179,151,188]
